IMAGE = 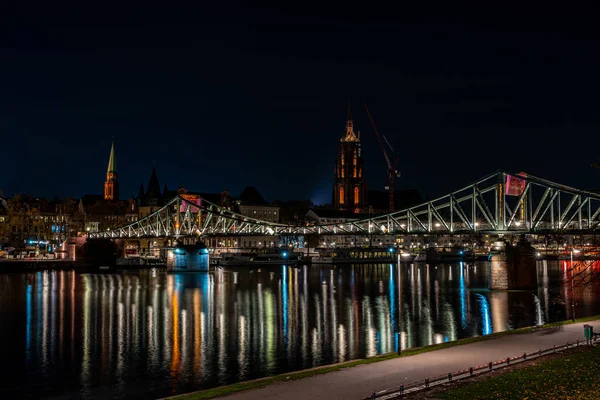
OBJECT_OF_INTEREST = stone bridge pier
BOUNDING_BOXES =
[489,236,538,290]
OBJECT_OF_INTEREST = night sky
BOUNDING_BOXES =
[2,3,600,204]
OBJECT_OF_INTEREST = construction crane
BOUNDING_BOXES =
[364,102,401,212]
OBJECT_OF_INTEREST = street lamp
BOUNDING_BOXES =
[570,248,580,322]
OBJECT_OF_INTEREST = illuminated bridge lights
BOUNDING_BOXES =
[86,170,600,239]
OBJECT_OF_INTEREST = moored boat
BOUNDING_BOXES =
[218,249,306,266]
[312,247,397,264]
[116,256,166,268]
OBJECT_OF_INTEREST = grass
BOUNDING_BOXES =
[438,346,600,400]
[165,315,600,400]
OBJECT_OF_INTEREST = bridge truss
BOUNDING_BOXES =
[87,171,600,239]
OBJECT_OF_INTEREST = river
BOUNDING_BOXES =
[0,261,598,398]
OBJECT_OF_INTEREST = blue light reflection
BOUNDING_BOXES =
[476,294,492,335]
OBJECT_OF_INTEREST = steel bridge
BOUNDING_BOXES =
[87,171,600,239]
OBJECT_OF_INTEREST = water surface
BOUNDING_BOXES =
[0,261,598,398]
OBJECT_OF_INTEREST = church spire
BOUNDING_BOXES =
[342,103,359,142]
[107,140,116,174]
[104,140,119,200]
[346,103,353,132]
[146,167,161,203]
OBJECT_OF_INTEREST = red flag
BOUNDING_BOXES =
[505,173,527,196]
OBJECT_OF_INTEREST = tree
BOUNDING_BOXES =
[0,195,51,250]
[272,199,315,224]
[3,194,31,245]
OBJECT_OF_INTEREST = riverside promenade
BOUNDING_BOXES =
[216,319,599,400]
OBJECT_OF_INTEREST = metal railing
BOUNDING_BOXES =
[365,337,597,400]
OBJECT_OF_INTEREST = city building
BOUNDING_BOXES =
[199,186,281,252]
[0,189,7,224]
[77,194,137,234]
[0,195,80,253]
[235,186,280,223]
[305,208,393,248]
[332,105,367,213]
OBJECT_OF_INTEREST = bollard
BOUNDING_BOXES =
[425,378,429,389]
[553,345,556,353]
[507,357,510,365]
[538,348,542,356]
[577,339,580,348]
[469,367,473,376]
[523,352,527,360]
[448,372,452,382]
[488,361,492,370]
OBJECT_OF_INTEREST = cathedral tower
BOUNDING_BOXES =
[104,141,119,200]
[333,105,367,213]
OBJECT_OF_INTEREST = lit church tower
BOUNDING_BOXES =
[333,105,367,213]
[104,141,119,200]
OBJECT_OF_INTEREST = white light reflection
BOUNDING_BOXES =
[238,315,248,379]
[363,296,376,357]
[338,324,347,362]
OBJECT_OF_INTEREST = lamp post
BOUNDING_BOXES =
[570,248,580,322]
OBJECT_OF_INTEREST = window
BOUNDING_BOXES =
[353,149,357,177]
[354,187,359,205]
[339,187,344,204]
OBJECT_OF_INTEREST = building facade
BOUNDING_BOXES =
[332,105,367,213]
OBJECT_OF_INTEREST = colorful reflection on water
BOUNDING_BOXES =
[0,260,599,398]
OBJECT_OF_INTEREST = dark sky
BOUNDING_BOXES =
[2,3,600,204]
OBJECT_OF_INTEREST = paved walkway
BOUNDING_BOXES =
[221,320,599,400]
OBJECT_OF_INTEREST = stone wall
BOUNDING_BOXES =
[489,255,508,290]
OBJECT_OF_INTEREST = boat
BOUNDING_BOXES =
[312,247,397,264]
[219,252,252,266]
[420,247,477,263]
[218,249,306,266]
[116,256,166,268]
[413,252,427,262]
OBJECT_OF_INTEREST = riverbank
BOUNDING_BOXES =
[0,259,76,272]
[164,315,600,400]
[429,345,600,400]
